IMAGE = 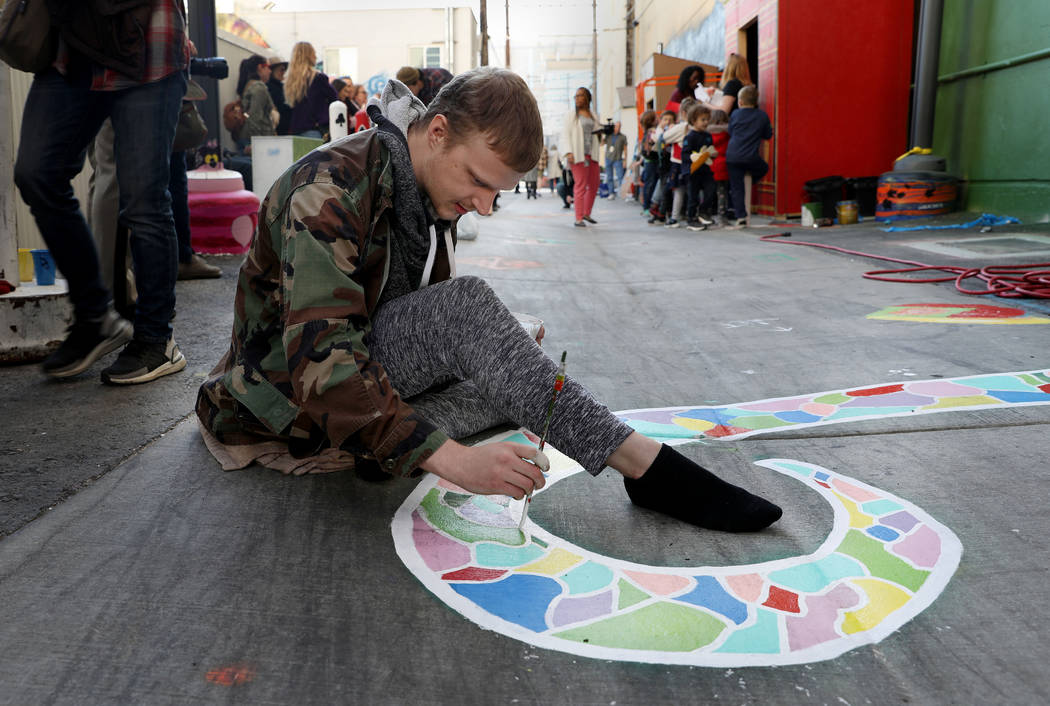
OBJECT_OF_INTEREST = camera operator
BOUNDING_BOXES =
[558,86,603,227]
[15,0,192,384]
[602,120,627,199]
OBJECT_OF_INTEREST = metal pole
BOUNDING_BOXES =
[187,0,220,150]
[910,0,944,148]
[591,0,597,104]
[480,0,488,66]
[625,0,634,86]
[505,0,511,69]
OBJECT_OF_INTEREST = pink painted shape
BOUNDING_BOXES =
[623,570,691,596]
[891,525,942,568]
[726,573,764,603]
[437,478,468,492]
[906,380,982,397]
[737,396,813,412]
[785,583,862,651]
[831,478,881,502]
[801,402,838,416]
[412,510,472,572]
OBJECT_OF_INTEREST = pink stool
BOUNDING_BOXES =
[187,165,261,254]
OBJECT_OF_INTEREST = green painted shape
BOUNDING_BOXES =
[814,392,851,404]
[443,492,471,508]
[475,542,545,568]
[562,561,615,595]
[1019,373,1045,386]
[532,537,549,548]
[470,495,508,514]
[838,530,930,592]
[730,414,795,430]
[420,489,525,546]
[554,602,726,652]
[715,607,781,654]
[861,499,904,516]
[768,554,867,593]
[617,578,649,610]
[626,420,699,438]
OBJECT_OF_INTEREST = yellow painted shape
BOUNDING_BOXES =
[841,578,912,634]
[671,417,716,432]
[517,547,583,576]
[922,394,1001,409]
[832,491,874,530]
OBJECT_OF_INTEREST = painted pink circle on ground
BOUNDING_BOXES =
[231,215,254,245]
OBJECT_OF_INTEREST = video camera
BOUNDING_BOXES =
[190,57,229,80]
[592,118,615,137]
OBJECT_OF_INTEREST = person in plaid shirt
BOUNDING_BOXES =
[14,0,190,385]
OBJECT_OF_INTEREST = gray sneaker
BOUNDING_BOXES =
[101,337,186,385]
[42,309,132,379]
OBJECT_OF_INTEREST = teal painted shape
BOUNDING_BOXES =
[962,375,1038,393]
[715,607,781,654]
[503,432,535,446]
[562,561,615,595]
[826,407,917,420]
[768,554,867,593]
[625,420,698,438]
[470,495,509,515]
[768,461,815,477]
[861,499,904,516]
[476,542,546,568]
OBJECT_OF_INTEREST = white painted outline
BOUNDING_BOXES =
[393,369,1050,665]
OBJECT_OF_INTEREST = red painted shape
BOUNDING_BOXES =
[815,481,831,489]
[442,567,507,582]
[763,585,801,613]
[846,384,904,397]
[949,304,1025,319]
[1039,384,1050,394]
[205,663,255,686]
[705,424,751,438]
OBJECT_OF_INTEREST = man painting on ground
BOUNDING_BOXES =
[197,67,782,533]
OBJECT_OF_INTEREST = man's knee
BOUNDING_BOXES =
[450,274,495,302]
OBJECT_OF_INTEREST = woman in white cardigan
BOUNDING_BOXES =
[559,87,602,227]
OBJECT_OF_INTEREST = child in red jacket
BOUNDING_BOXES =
[709,110,731,224]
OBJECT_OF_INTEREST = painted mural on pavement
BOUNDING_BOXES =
[393,369,1050,666]
[867,303,1050,324]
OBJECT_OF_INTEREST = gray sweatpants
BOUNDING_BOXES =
[366,275,633,475]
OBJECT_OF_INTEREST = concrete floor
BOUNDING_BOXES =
[1,192,1048,704]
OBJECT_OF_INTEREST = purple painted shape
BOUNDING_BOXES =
[881,510,920,533]
[891,525,941,568]
[413,510,472,572]
[621,409,683,424]
[785,583,862,651]
[841,391,935,408]
[906,380,983,397]
[737,396,814,412]
[458,502,518,528]
[550,590,615,628]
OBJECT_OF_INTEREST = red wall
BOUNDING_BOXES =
[777,0,914,213]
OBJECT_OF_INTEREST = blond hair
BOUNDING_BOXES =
[409,66,542,173]
[285,42,317,107]
[720,53,752,87]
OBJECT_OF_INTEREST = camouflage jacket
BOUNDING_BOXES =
[196,128,453,477]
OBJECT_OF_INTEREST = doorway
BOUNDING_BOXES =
[740,19,759,88]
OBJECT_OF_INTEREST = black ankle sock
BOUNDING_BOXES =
[624,445,782,532]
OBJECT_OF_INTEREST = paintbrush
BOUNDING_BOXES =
[519,351,567,531]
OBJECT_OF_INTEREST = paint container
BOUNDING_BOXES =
[30,249,56,286]
[18,248,35,283]
[513,312,544,340]
[836,200,858,225]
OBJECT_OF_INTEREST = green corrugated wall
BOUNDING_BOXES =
[933,0,1050,223]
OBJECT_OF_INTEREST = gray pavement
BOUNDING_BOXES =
[1,191,1048,704]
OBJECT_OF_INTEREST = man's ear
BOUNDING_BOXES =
[427,114,450,148]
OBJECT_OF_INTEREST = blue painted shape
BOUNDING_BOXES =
[866,525,901,542]
[674,576,749,625]
[985,389,1050,403]
[451,574,562,633]
[964,375,1039,393]
[768,554,866,593]
[826,406,916,420]
[814,471,830,481]
[562,561,615,595]
[773,410,822,423]
[861,499,904,515]
[715,607,781,654]
[625,420,698,438]
[673,408,728,423]
[476,542,545,568]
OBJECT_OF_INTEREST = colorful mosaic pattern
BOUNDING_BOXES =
[868,303,1050,325]
[393,369,1050,666]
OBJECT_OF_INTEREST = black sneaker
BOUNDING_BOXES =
[664,218,680,228]
[101,337,186,385]
[686,219,707,231]
[582,215,597,224]
[647,215,665,225]
[42,309,132,379]
[697,213,714,226]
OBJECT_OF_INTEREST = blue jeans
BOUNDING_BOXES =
[641,161,658,209]
[604,159,624,195]
[15,68,186,343]
[727,157,769,220]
